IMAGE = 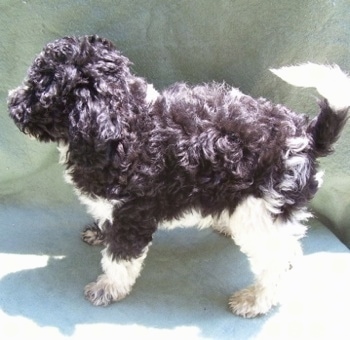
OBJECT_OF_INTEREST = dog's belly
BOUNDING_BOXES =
[159,209,215,230]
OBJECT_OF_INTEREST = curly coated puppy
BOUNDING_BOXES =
[8,35,350,317]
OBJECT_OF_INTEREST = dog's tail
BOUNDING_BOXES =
[270,63,350,157]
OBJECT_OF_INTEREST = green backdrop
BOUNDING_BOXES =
[1,0,350,246]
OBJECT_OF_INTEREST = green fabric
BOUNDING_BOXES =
[1,1,350,339]
[1,0,350,246]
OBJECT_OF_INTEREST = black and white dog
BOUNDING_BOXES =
[8,35,350,317]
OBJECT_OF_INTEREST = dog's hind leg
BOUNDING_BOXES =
[224,196,304,318]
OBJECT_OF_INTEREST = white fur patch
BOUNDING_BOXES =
[84,246,149,306]
[57,142,69,165]
[160,209,214,230]
[229,87,244,100]
[78,194,120,224]
[314,170,324,188]
[271,63,350,110]
[145,84,160,104]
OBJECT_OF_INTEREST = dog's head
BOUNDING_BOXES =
[8,35,148,144]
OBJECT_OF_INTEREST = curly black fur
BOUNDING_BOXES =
[8,35,348,261]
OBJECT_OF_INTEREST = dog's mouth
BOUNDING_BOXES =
[22,126,37,140]
[15,122,38,140]
[16,121,57,142]
[22,127,40,140]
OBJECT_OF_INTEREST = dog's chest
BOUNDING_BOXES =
[57,142,122,224]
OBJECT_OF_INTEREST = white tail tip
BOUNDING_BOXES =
[270,63,350,111]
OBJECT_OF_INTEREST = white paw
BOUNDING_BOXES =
[229,285,278,318]
[84,274,130,306]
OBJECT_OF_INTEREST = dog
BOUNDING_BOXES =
[8,35,350,318]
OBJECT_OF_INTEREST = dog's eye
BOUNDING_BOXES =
[42,69,55,80]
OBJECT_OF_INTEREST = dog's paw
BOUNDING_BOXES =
[229,285,277,318]
[81,223,105,246]
[212,224,232,238]
[84,274,129,306]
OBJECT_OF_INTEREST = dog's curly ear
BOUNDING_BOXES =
[66,37,135,142]
[64,36,149,164]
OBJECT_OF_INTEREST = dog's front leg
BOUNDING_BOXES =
[84,245,149,306]
[84,208,155,306]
